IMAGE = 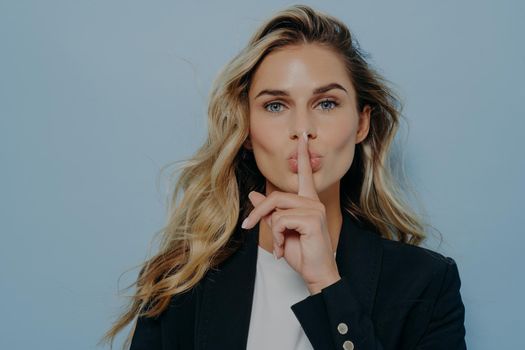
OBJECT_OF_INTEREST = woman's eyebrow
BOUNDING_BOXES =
[254,82,348,99]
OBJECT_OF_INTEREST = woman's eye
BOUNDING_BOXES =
[263,99,339,114]
[264,102,285,113]
[317,99,339,111]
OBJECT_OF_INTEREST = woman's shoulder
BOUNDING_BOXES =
[363,233,465,344]
[379,235,458,271]
[349,213,459,278]
[353,214,460,274]
[375,234,462,299]
[380,237,454,267]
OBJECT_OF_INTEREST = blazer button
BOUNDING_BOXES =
[342,340,354,350]
[337,322,348,335]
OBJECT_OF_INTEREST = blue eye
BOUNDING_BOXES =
[264,102,285,113]
[317,99,339,111]
[263,99,340,114]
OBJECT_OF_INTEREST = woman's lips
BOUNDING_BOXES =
[287,157,322,173]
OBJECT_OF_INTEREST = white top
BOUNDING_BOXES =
[246,246,337,349]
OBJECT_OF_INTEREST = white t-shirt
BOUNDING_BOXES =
[246,245,335,349]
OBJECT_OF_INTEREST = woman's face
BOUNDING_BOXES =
[246,43,371,199]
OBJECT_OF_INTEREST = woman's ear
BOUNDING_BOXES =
[356,105,372,144]
[243,137,253,150]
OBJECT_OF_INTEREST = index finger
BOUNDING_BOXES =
[297,131,319,200]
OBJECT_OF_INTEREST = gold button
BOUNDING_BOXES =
[337,322,348,334]
[343,340,354,350]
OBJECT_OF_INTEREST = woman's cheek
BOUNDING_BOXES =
[330,125,357,169]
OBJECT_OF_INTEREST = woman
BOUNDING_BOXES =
[100,4,466,350]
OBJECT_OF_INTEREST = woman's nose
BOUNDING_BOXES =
[289,108,317,140]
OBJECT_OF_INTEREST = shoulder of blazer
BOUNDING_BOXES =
[348,216,458,292]
[373,234,462,311]
[371,235,465,348]
[379,235,458,280]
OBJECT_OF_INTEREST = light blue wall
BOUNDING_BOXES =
[1,1,523,349]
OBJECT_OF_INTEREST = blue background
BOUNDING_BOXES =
[1,1,523,349]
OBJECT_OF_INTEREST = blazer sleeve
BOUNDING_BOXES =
[291,275,384,350]
[414,257,466,349]
[290,257,467,350]
[129,313,163,350]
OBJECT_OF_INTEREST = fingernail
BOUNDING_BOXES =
[241,218,249,229]
[273,249,278,260]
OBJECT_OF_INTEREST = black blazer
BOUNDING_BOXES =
[130,209,466,349]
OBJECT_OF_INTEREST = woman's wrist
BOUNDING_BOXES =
[307,272,342,295]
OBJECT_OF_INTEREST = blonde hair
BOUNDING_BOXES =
[99,4,435,349]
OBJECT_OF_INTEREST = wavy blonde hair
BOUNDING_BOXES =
[99,4,435,349]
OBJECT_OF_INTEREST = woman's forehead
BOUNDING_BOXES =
[249,43,353,98]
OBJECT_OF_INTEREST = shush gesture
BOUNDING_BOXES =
[241,131,341,294]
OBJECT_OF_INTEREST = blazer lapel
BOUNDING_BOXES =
[195,219,260,350]
[335,209,383,316]
[196,209,383,349]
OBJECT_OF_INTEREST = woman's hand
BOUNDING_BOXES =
[241,131,341,295]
